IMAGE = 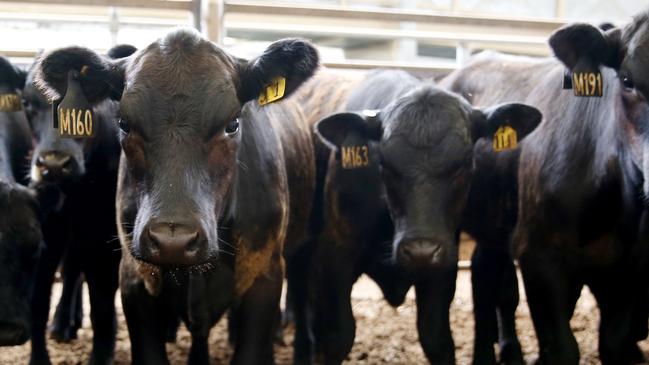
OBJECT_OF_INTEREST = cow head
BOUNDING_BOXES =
[549,12,649,194]
[25,45,135,189]
[316,85,540,271]
[36,29,319,268]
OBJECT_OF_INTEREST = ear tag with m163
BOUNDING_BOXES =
[493,125,517,152]
[55,67,94,138]
[258,76,286,106]
[0,93,22,112]
[563,68,603,97]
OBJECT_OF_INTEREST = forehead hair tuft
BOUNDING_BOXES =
[382,85,472,148]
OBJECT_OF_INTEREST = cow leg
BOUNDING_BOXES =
[84,255,119,365]
[496,258,523,365]
[313,243,356,365]
[414,267,457,365]
[519,250,581,365]
[121,277,170,364]
[29,225,67,365]
[588,271,641,365]
[230,260,283,365]
[286,242,315,365]
[166,313,181,343]
[471,245,500,365]
[50,255,84,343]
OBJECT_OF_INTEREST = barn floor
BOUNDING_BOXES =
[3,242,649,364]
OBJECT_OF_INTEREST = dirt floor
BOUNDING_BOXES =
[2,240,649,364]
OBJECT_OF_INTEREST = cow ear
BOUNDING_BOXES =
[107,44,137,59]
[0,56,27,91]
[471,103,542,143]
[549,23,623,71]
[237,38,319,104]
[35,46,128,103]
[315,111,382,152]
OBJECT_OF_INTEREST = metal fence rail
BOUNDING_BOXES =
[0,0,564,72]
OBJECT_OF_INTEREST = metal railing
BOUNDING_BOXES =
[0,0,565,71]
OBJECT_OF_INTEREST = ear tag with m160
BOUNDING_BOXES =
[492,125,517,152]
[55,68,94,138]
[0,92,22,112]
[258,76,286,106]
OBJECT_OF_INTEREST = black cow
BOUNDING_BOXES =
[313,69,541,364]
[0,56,59,347]
[23,45,132,364]
[41,44,139,345]
[442,9,649,365]
[36,29,319,364]
[458,140,525,365]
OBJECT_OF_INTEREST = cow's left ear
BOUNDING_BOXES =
[471,103,542,143]
[237,38,319,104]
[549,23,623,71]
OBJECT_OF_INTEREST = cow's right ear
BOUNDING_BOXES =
[35,46,128,103]
[315,110,382,152]
[0,56,27,91]
[549,23,623,71]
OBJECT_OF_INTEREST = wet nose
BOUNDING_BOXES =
[397,239,455,270]
[145,222,204,266]
[36,152,75,181]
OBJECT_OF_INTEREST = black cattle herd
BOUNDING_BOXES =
[0,8,648,365]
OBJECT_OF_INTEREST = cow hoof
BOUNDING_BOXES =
[87,355,114,365]
[29,353,53,365]
[48,325,78,343]
[499,342,524,365]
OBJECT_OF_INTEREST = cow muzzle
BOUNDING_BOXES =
[396,238,457,271]
[33,151,80,183]
[139,220,208,267]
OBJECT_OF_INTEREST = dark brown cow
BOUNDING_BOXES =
[312,69,541,365]
[442,10,649,365]
[36,28,319,364]
[0,56,56,347]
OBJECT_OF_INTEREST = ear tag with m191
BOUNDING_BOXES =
[492,125,517,152]
[563,67,603,97]
[56,69,94,138]
[0,93,22,112]
[258,76,286,106]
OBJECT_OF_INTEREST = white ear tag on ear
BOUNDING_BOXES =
[362,109,379,118]
[492,125,517,152]
[259,76,286,106]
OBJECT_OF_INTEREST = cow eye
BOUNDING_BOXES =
[225,118,240,135]
[118,118,130,134]
[622,76,635,91]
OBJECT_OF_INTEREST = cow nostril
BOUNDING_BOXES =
[61,156,72,169]
[145,222,203,265]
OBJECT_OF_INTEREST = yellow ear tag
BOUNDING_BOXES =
[258,77,286,106]
[492,125,517,152]
[0,93,22,112]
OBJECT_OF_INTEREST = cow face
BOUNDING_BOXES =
[25,46,135,188]
[317,86,540,271]
[36,29,318,268]
[549,12,649,194]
